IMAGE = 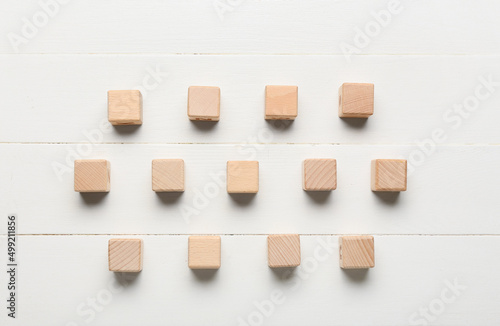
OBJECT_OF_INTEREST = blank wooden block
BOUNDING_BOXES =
[268,234,301,268]
[108,239,143,272]
[339,236,374,269]
[74,159,110,192]
[188,236,221,269]
[188,86,220,121]
[152,159,184,192]
[265,85,298,120]
[371,159,407,192]
[108,90,143,125]
[338,83,374,118]
[227,161,259,193]
[303,159,337,191]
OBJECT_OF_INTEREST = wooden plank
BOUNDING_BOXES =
[1,54,499,144]
[1,235,498,325]
[0,144,498,235]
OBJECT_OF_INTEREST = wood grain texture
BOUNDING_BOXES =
[188,236,221,269]
[152,159,184,192]
[371,159,407,192]
[108,238,143,272]
[227,161,259,194]
[5,235,500,326]
[268,234,301,268]
[265,85,298,120]
[74,159,110,192]
[339,235,374,269]
[187,86,220,121]
[338,83,374,118]
[107,90,142,125]
[303,159,337,191]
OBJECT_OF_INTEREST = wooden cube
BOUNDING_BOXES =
[74,159,110,192]
[339,236,374,269]
[265,85,298,120]
[268,234,301,268]
[188,86,220,121]
[188,236,221,269]
[338,83,374,118]
[108,239,143,272]
[152,159,184,192]
[303,159,337,191]
[227,161,259,194]
[371,159,407,192]
[108,90,142,125]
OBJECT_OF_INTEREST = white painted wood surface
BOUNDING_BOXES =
[1,55,499,144]
[1,0,499,325]
[0,235,497,326]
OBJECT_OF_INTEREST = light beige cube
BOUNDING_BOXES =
[303,159,337,191]
[339,236,374,269]
[108,239,143,272]
[188,236,221,269]
[268,234,301,268]
[108,90,143,125]
[338,83,374,118]
[371,159,407,192]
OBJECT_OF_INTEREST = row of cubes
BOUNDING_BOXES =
[108,83,374,124]
[108,235,375,272]
[74,159,407,193]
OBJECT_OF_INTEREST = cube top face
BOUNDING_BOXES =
[371,159,407,192]
[265,85,298,120]
[108,90,143,125]
[339,83,374,118]
[152,159,185,192]
[188,86,220,121]
[74,159,110,192]
[303,159,337,191]
[268,234,301,268]
[227,161,259,194]
[339,236,374,269]
[188,236,221,269]
[108,239,143,272]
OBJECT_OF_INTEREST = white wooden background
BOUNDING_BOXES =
[1,1,500,325]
